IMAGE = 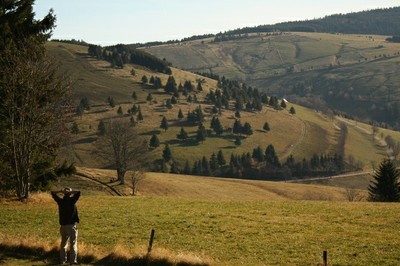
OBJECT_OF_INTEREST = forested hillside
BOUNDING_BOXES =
[214,7,400,39]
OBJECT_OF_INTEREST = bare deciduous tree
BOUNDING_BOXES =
[129,170,146,196]
[95,119,150,184]
[0,44,71,200]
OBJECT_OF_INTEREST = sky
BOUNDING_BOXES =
[33,0,399,46]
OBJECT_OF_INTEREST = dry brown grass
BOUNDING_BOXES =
[72,167,351,201]
[0,233,212,265]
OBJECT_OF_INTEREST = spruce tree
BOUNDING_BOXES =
[368,158,400,202]
[117,106,123,115]
[98,120,106,136]
[162,144,172,162]
[137,110,144,121]
[177,128,188,140]
[242,122,253,135]
[265,144,280,167]
[263,122,270,131]
[196,123,207,142]
[217,150,226,166]
[213,117,224,135]
[160,116,168,131]
[149,134,160,148]
[178,108,184,120]
[210,153,218,172]
[132,91,138,101]
[233,120,242,135]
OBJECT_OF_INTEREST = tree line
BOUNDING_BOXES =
[88,44,172,74]
[217,7,400,39]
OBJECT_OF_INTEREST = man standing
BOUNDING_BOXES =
[51,187,80,265]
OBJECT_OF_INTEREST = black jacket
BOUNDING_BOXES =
[51,191,80,225]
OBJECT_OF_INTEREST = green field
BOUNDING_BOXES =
[1,190,400,265]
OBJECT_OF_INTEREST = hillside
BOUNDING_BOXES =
[47,42,400,182]
[226,6,400,36]
[145,32,400,127]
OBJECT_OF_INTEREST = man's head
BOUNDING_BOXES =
[63,187,72,195]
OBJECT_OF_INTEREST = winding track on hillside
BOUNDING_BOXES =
[75,170,123,196]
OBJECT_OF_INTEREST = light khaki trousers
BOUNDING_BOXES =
[60,224,78,264]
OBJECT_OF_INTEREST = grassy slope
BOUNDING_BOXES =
[145,32,400,120]
[49,42,400,171]
[1,190,400,265]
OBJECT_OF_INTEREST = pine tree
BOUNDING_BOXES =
[178,108,184,120]
[242,122,253,135]
[177,127,188,140]
[213,117,224,135]
[132,91,138,101]
[141,75,148,84]
[196,123,207,142]
[107,96,115,108]
[162,144,172,161]
[149,134,160,148]
[165,75,177,94]
[137,110,144,121]
[252,146,264,162]
[98,120,106,136]
[210,152,218,172]
[117,106,123,115]
[160,116,168,131]
[263,122,270,131]
[217,150,226,166]
[290,106,296,114]
[265,144,280,167]
[368,159,400,202]
[233,120,242,135]
[280,99,287,108]
[234,137,242,146]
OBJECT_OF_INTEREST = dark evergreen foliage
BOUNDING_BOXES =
[149,134,160,148]
[97,120,106,136]
[368,159,400,202]
[162,144,172,161]
[177,128,188,140]
[178,108,184,120]
[263,122,270,131]
[160,116,168,131]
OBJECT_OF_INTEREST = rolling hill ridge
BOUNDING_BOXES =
[47,42,400,183]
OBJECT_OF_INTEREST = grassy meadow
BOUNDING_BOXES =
[1,187,400,265]
[48,41,400,172]
[1,41,395,265]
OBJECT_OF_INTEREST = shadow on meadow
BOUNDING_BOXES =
[0,243,210,266]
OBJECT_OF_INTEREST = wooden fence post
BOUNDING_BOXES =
[146,229,155,265]
[148,229,155,253]
[323,250,328,266]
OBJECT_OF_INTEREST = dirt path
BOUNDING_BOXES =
[75,169,123,196]
[335,116,393,159]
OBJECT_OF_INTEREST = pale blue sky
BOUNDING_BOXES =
[33,0,398,46]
